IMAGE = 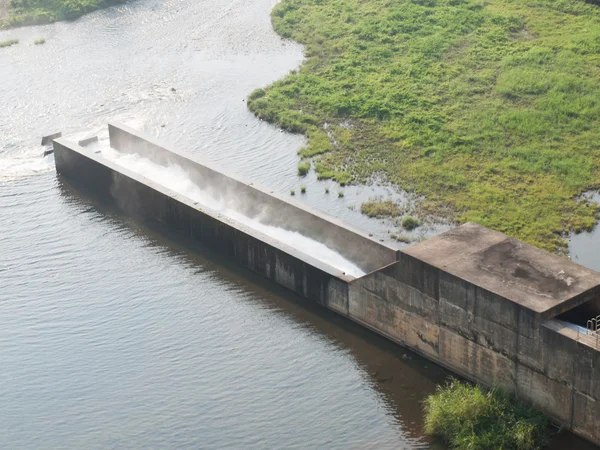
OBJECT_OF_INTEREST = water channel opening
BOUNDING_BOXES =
[96,144,367,278]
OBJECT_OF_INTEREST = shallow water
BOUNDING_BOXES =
[0,0,597,448]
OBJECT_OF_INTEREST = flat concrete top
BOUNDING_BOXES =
[404,222,600,318]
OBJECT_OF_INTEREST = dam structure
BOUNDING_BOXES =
[54,123,600,445]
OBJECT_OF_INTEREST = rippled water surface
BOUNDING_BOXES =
[0,0,597,449]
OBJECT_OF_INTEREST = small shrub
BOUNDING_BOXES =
[390,233,411,243]
[298,161,310,176]
[300,185,306,194]
[34,38,46,45]
[402,216,421,230]
[361,200,402,218]
[338,191,344,198]
[290,189,295,196]
[424,379,552,450]
[0,39,19,48]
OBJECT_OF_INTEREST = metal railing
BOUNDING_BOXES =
[577,315,600,348]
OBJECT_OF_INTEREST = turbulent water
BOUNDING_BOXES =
[0,0,597,449]
[100,146,366,278]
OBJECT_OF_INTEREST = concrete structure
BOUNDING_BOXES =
[53,124,600,445]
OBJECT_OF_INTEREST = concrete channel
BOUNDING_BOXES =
[53,123,600,446]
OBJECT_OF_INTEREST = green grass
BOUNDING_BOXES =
[298,161,310,176]
[390,233,411,243]
[3,0,127,28]
[300,185,306,193]
[290,189,295,196]
[248,0,600,251]
[34,38,45,44]
[0,38,18,47]
[361,200,403,218]
[338,191,344,198]
[424,379,553,450]
[402,215,421,230]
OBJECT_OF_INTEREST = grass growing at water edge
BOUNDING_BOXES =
[34,38,45,45]
[424,380,553,450]
[248,0,600,251]
[0,39,18,47]
[3,0,128,28]
[298,161,310,176]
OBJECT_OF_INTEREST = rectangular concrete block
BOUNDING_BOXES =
[516,364,573,424]
[438,327,515,391]
[574,341,600,399]
[572,392,600,446]
[327,278,349,316]
[384,253,439,300]
[348,284,439,359]
[353,270,438,320]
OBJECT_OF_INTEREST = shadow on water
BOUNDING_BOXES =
[56,177,598,450]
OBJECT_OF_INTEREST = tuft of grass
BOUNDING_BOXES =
[325,187,329,193]
[290,189,295,196]
[298,161,310,176]
[0,39,18,48]
[338,191,344,198]
[300,185,306,194]
[402,216,421,231]
[361,200,403,218]
[248,0,600,251]
[390,233,411,244]
[34,38,45,45]
[5,0,128,28]
[424,379,553,450]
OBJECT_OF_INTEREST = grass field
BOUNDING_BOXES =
[248,0,600,251]
[2,0,126,27]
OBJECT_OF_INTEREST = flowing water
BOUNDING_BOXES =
[0,0,596,448]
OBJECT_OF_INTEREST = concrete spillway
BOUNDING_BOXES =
[54,123,600,446]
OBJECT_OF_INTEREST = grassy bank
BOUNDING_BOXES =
[249,0,600,251]
[2,0,127,28]
[424,380,552,449]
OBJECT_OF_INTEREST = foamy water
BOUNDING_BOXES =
[100,147,366,278]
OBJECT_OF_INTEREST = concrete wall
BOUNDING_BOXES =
[54,138,350,312]
[108,123,397,274]
[346,253,600,445]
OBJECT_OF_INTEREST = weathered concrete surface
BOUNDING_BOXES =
[404,222,600,319]
[54,128,600,446]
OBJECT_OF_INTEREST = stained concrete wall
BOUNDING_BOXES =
[346,248,600,445]
[108,123,397,274]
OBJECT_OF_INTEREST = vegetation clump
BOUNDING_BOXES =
[338,191,344,198]
[248,0,600,251]
[298,161,310,176]
[290,189,295,196]
[0,38,18,47]
[402,216,421,230]
[361,200,402,218]
[34,38,45,44]
[3,0,127,28]
[300,185,306,193]
[424,380,552,450]
[390,233,411,244]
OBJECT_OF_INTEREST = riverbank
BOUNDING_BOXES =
[249,0,600,252]
[0,0,127,28]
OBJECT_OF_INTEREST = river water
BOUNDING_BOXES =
[0,0,596,448]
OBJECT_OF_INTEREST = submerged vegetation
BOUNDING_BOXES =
[361,200,403,218]
[424,380,553,450]
[248,0,600,251]
[2,0,127,28]
[0,38,18,47]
